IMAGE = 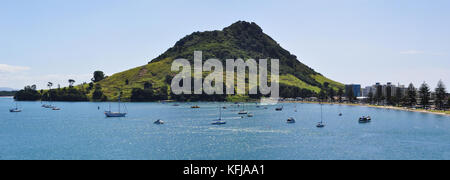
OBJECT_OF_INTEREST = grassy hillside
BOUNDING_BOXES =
[93,21,343,101]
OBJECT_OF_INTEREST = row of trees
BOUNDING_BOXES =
[366,81,449,110]
[14,71,107,101]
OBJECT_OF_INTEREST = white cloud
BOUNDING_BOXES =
[399,50,425,55]
[0,64,30,73]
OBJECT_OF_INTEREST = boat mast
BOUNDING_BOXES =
[320,103,323,124]
[219,106,222,120]
[118,92,121,113]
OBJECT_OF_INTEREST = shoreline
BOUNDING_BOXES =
[283,101,450,116]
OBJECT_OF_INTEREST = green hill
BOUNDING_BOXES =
[95,21,343,101]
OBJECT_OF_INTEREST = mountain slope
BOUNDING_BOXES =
[96,21,343,100]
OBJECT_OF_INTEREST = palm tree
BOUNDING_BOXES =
[47,82,53,89]
[68,79,75,87]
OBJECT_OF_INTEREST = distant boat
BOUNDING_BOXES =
[9,101,21,112]
[42,104,53,108]
[172,104,180,106]
[212,107,226,125]
[275,106,283,111]
[359,116,371,123]
[212,121,226,125]
[52,107,61,111]
[247,113,254,117]
[238,103,248,114]
[316,103,325,128]
[287,117,296,123]
[191,105,200,109]
[154,119,165,125]
[105,92,127,117]
[339,113,343,116]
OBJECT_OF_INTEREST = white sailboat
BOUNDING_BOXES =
[316,103,325,128]
[238,103,248,114]
[105,92,127,117]
[212,106,226,125]
[9,101,21,112]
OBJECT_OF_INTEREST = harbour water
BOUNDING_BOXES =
[1,97,449,160]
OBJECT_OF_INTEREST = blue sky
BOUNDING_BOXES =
[0,0,449,90]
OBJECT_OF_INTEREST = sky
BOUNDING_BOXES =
[0,0,449,90]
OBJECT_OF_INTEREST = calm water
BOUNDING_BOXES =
[1,97,449,160]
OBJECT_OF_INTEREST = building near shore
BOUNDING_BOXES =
[362,82,408,98]
[345,84,361,97]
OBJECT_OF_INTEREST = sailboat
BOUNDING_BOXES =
[212,106,226,125]
[105,92,127,117]
[9,101,21,112]
[238,103,248,114]
[275,106,283,111]
[316,103,325,128]
[154,119,165,125]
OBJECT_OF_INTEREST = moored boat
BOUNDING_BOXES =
[287,117,296,123]
[154,119,165,125]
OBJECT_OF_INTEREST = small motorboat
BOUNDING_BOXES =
[238,110,248,115]
[247,113,254,117]
[316,122,325,128]
[275,106,283,111]
[9,108,22,113]
[52,107,61,111]
[172,104,180,106]
[287,117,296,123]
[43,104,53,108]
[191,105,200,109]
[339,113,343,116]
[154,119,165,125]
[222,106,227,109]
[359,116,371,123]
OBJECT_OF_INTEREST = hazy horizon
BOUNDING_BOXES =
[1,0,449,90]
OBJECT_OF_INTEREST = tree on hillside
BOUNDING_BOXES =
[14,85,41,101]
[68,79,75,87]
[92,84,107,101]
[318,89,327,101]
[337,88,344,102]
[165,74,173,85]
[144,82,153,89]
[406,83,417,107]
[130,88,154,102]
[446,97,450,110]
[328,88,336,102]
[47,82,53,90]
[92,71,105,83]
[419,82,431,109]
[434,80,447,110]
